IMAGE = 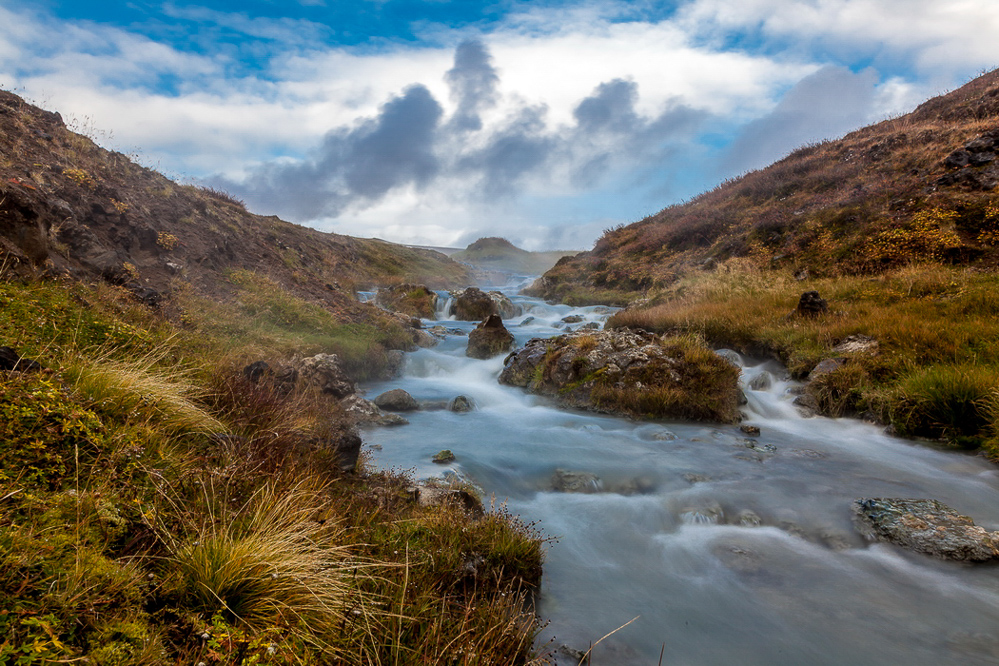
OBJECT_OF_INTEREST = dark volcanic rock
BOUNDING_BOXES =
[853,498,999,562]
[373,388,419,412]
[0,346,42,372]
[795,291,828,317]
[466,314,515,359]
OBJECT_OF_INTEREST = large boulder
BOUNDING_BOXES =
[373,388,419,412]
[466,314,515,359]
[298,353,355,398]
[853,498,999,562]
[375,283,439,319]
[449,287,522,321]
[795,291,828,317]
[498,329,741,422]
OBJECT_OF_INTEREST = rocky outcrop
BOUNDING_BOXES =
[466,314,515,359]
[374,388,419,412]
[376,283,439,319]
[409,484,484,517]
[449,287,521,320]
[853,498,999,562]
[299,353,355,398]
[448,395,474,412]
[498,329,741,422]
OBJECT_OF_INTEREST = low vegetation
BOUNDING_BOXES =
[0,276,547,664]
[608,260,999,453]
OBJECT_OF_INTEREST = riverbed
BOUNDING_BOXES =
[361,281,999,665]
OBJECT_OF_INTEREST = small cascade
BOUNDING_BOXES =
[434,292,455,320]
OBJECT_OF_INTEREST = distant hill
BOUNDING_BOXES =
[530,69,999,304]
[451,237,578,276]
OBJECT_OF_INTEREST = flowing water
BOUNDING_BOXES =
[361,282,999,665]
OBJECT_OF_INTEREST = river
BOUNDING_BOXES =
[360,281,999,665]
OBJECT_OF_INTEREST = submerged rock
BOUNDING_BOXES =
[551,469,602,493]
[852,498,999,562]
[499,329,741,422]
[448,395,474,412]
[466,314,515,359]
[373,388,419,412]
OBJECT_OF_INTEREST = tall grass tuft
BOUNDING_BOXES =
[169,478,357,652]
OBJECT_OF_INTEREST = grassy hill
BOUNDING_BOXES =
[451,237,577,276]
[530,69,999,455]
[0,91,543,663]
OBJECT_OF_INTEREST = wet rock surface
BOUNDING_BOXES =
[341,395,409,426]
[466,314,515,359]
[449,287,521,321]
[853,498,999,562]
[373,388,419,412]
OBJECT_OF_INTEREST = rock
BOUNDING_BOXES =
[412,327,439,348]
[500,329,742,422]
[466,314,515,359]
[679,500,724,524]
[298,353,355,398]
[737,510,762,527]
[809,358,845,379]
[551,469,601,493]
[561,315,584,324]
[945,149,972,169]
[449,287,498,321]
[341,395,409,427]
[331,429,363,472]
[740,424,761,437]
[432,449,456,464]
[743,440,776,454]
[447,395,474,412]
[581,322,601,330]
[383,350,406,378]
[242,360,269,383]
[375,283,438,319]
[795,291,828,317]
[853,498,999,562]
[683,473,710,484]
[748,371,773,391]
[792,392,819,416]
[519,316,535,326]
[487,291,521,319]
[715,349,742,367]
[653,428,678,441]
[0,346,43,372]
[410,484,483,517]
[373,388,419,412]
[832,334,879,355]
[427,325,466,337]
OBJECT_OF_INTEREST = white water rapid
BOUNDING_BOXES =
[362,281,999,665]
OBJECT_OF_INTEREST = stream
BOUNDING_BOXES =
[360,281,999,665]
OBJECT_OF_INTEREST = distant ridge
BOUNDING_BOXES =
[452,237,578,276]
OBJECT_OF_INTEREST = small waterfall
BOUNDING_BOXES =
[434,292,455,320]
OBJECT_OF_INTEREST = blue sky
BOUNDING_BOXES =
[3,1,999,250]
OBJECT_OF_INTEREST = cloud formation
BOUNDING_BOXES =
[2,1,998,249]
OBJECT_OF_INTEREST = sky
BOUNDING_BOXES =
[2,1,999,251]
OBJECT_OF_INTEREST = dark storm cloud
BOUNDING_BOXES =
[220,84,442,220]
[445,39,500,132]
[724,65,879,173]
[216,42,709,221]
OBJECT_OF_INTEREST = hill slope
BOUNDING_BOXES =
[0,89,471,311]
[531,70,999,304]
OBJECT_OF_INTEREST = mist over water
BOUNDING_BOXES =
[362,281,999,665]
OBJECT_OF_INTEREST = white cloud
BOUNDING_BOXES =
[2,1,998,250]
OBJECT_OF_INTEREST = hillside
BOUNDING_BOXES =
[526,69,999,455]
[531,69,999,304]
[0,89,471,308]
[0,92,544,662]
[451,236,577,276]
